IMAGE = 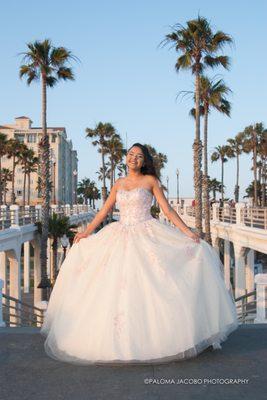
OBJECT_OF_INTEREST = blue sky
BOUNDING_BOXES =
[1,0,267,199]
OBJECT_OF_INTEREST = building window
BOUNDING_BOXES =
[15,134,25,143]
[17,190,22,196]
[51,134,57,143]
[27,134,36,143]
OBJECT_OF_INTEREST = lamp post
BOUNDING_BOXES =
[73,169,78,205]
[176,168,180,204]
[60,234,70,263]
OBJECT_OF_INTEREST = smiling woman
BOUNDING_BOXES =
[40,143,238,365]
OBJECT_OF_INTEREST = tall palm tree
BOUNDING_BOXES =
[162,16,232,235]
[227,132,245,203]
[0,133,8,205]
[190,76,231,243]
[211,145,233,202]
[243,123,267,206]
[1,168,12,204]
[86,122,116,204]
[19,39,77,298]
[6,139,26,204]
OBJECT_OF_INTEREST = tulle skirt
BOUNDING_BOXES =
[40,218,239,365]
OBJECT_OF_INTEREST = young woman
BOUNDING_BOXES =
[41,143,238,365]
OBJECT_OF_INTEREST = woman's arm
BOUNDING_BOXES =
[84,184,117,235]
[151,177,200,242]
[73,182,118,243]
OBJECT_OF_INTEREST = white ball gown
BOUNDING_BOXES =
[40,187,239,365]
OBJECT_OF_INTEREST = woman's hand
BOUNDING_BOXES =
[186,230,201,243]
[73,232,88,244]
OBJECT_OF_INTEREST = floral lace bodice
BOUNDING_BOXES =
[116,187,153,226]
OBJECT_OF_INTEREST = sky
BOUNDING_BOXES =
[1,0,267,199]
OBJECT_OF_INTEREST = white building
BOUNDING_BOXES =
[0,116,78,205]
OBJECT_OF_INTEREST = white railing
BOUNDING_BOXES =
[177,203,267,230]
[0,204,94,231]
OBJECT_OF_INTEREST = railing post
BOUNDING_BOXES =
[51,204,57,216]
[254,273,267,323]
[65,204,70,216]
[0,279,6,327]
[0,205,7,229]
[35,205,42,222]
[35,301,48,328]
[212,203,219,222]
[10,204,19,228]
[235,203,245,226]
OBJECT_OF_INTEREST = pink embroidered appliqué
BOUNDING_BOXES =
[113,311,125,337]
[185,245,195,258]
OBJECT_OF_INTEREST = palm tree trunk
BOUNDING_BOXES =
[4,183,7,204]
[262,158,266,206]
[23,167,27,207]
[235,154,239,203]
[101,147,107,204]
[0,157,2,206]
[38,74,52,299]
[27,173,31,205]
[253,129,258,206]
[11,156,16,204]
[193,72,203,236]
[52,238,58,283]
[221,159,224,202]
[203,108,211,244]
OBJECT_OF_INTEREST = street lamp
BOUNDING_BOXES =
[73,169,78,205]
[60,234,70,263]
[176,168,180,204]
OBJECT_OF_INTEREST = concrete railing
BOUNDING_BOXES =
[176,203,267,230]
[0,204,95,231]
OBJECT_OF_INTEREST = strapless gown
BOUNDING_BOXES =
[40,187,238,365]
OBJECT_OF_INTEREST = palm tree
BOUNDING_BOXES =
[211,145,233,202]
[144,144,168,180]
[208,178,223,200]
[190,76,231,243]
[227,132,245,203]
[6,139,26,204]
[162,16,232,235]
[48,213,76,283]
[19,39,77,297]
[106,134,124,189]
[26,156,39,205]
[243,123,267,206]
[20,148,35,206]
[1,168,12,204]
[86,122,116,204]
[0,133,8,205]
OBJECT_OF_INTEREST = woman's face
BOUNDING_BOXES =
[126,146,145,171]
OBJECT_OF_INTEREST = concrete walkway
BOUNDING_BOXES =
[0,324,266,400]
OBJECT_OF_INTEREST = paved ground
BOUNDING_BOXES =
[0,324,266,400]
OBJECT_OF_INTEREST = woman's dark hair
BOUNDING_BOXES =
[127,143,160,180]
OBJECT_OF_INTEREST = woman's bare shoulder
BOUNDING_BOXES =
[113,177,125,189]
